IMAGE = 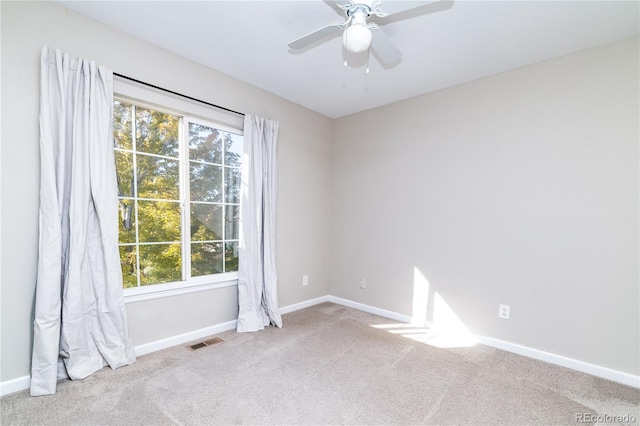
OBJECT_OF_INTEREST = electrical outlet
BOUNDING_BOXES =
[499,304,510,319]
[302,275,309,286]
[360,278,366,289]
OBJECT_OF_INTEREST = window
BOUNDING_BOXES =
[113,98,243,295]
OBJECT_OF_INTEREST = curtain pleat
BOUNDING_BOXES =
[31,47,135,396]
[237,115,282,332]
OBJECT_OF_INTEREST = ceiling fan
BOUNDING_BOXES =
[288,0,437,66]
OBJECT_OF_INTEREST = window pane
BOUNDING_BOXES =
[119,245,138,288]
[115,151,134,198]
[137,200,181,243]
[137,154,180,200]
[189,123,223,164]
[118,200,136,244]
[190,162,223,202]
[225,204,239,240]
[139,243,182,285]
[115,99,244,289]
[113,101,133,150]
[225,133,243,167]
[225,242,238,273]
[191,242,223,277]
[191,203,222,241]
[225,167,241,204]
[136,107,179,157]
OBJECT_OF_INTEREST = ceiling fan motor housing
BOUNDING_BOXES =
[346,3,372,20]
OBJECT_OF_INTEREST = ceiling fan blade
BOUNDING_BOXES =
[288,22,345,50]
[376,0,438,17]
[369,25,402,65]
[323,0,353,15]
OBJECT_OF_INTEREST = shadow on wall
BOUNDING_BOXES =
[372,267,476,348]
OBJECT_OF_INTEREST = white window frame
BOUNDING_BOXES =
[114,77,244,303]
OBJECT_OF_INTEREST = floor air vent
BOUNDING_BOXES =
[188,337,223,351]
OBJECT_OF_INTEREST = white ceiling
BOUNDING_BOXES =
[58,0,639,119]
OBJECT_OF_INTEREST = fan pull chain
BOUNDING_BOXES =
[366,47,371,74]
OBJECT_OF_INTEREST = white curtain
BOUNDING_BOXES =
[237,115,282,332]
[31,47,136,396]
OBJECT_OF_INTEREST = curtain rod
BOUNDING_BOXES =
[113,72,245,117]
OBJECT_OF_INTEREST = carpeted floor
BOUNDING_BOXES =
[1,302,638,425]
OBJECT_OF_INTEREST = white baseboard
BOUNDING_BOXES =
[327,296,413,323]
[0,375,31,397]
[279,295,413,324]
[134,320,237,357]
[279,295,331,315]
[3,295,638,396]
[281,295,639,389]
[0,320,239,397]
[475,335,640,389]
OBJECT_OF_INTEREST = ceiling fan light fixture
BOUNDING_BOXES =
[343,23,372,53]
[288,0,417,65]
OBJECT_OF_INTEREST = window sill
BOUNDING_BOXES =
[124,274,238,304]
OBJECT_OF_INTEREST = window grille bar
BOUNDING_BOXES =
[113,73,245,117]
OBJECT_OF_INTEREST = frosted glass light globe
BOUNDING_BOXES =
[343,24,372,53]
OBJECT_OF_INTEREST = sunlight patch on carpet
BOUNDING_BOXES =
[373,266,477,348]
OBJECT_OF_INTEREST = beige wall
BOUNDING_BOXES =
[331,37,639,375]
[0,1,333,382]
